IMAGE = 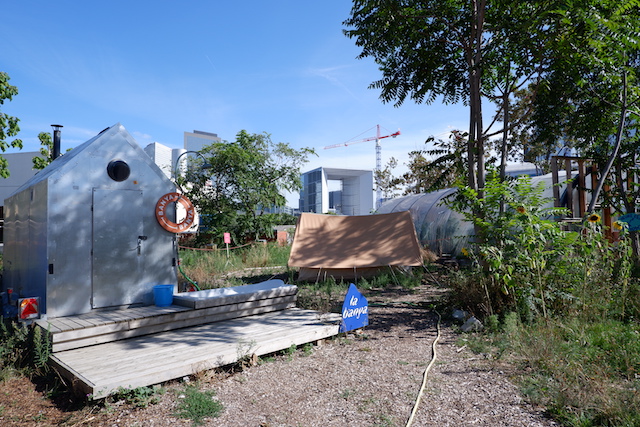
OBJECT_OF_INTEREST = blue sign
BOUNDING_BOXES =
[340,283,369,333]
[618,213,640,232]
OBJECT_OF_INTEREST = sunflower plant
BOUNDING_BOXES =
[447,170,633,321]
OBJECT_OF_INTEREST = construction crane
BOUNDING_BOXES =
[324,124,401,209]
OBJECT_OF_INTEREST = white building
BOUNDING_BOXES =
[299,167,373,216]
[0,152,42,207]
[184,130,221,153]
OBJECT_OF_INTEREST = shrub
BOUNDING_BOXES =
[0,319,51,378]
[447,170,634,321]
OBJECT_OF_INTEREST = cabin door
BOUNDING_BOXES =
[91,189,144,309]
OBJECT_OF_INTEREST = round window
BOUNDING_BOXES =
[107,160,130,182]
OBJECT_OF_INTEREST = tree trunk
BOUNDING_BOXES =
[474,0,487,200]
[587,71,628,214]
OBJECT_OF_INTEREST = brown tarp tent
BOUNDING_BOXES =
[288,212,423,281]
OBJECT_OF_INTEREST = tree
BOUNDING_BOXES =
[344,0,485,194]
[374,156,404,201]
[375,130,468,199]
[344,1,555,194]
[0,72,22,177]
[33,132,52,170]
[524,1,640,264]
[181,130,315,245]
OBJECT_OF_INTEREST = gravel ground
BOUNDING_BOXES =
[0,284,559,426]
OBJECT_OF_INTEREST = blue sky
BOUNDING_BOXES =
[2,1,468,205]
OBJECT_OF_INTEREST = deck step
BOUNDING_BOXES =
[36,281,298,352]
[49,308,341,398]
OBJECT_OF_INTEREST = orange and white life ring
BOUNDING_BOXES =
[155,192,196,233]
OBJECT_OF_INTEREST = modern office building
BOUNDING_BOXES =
[299,167,373,216]
[184,130,221,153]
[145,130,221,180]
[143,142,185,179]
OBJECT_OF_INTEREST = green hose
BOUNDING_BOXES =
[178,261,201,291]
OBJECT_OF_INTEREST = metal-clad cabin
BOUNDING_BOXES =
[3,123,178,318]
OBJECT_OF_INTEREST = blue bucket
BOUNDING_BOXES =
[153,284,174,307]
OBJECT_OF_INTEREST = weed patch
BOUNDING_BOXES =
[178,243,291,289]
[174,385,223,425]
[108,386,164,408]
[464,314,640,426]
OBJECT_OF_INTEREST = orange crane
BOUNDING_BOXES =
[324,124,401,209]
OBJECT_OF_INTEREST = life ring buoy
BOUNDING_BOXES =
[155,192,196,233]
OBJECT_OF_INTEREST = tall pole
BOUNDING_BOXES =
[375,124,382,209]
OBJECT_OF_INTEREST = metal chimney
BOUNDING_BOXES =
[51,124,63,160]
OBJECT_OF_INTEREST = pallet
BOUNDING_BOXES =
[49,308,341,398]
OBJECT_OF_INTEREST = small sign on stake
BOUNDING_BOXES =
[223,232,231,258]
[340,283,369,333]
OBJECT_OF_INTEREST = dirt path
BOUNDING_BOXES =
[0,284,558,426]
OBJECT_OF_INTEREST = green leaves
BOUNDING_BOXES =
[448,170,632,320]
[32,132,53,170]
[0,72,22,177]
[182,131,314,245]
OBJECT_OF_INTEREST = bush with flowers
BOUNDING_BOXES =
[447,169,636,322]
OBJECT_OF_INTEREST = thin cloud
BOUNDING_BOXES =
[306,65,361,101]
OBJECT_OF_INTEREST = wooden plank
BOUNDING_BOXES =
[577,159,587,217]
[105,310,146,322]
[126,303,237,330]
[48,296,295,350]
[88,322,337,387]
[50,309,340,398]
[64,317,96,329]
[35,319,63,334]
[48,308,193,344]
[62,308,327,375]
[52,309,330,372]
[551,156,560,208]
[51,301,296,352]
[48,357,96,398]
[63,309,338,378]
[50,317,85,331]
[48,304,203,334]
[565,158,574,217]
[70,313,108,327]
[52,322,132,345]
[62,319,290,376]
[75,311,118,325]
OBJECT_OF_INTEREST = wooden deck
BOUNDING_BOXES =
[37,293,297,352]
[35,283,340,398]
[46,308,340,398]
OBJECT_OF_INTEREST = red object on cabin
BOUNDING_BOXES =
[19,298,39,320]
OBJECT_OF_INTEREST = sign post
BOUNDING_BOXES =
[223,232,231,258]
[339,283,369,333]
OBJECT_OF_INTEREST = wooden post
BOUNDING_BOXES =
[551,156,560,209]
[577,159,587,218]
[565,158,574,218]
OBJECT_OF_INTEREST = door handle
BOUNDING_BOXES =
[137,236,147,255]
